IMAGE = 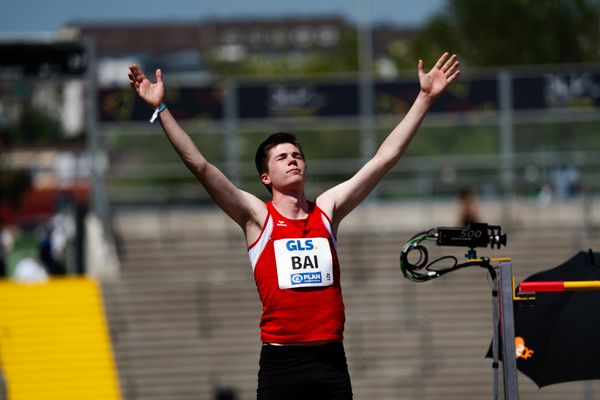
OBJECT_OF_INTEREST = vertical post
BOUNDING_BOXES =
[85,39,122,278]
[223,79,240,186]
[490,271,499,400]
[498,70,514,225]
[85,39,109,240]
[357,0,376,198]
[86,38,100,218]
[498,261,519,399]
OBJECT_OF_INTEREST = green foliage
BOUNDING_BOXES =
[400,125,498,156]
[11,107,63,145]
[405,0,600,68]
[515,121,600,153]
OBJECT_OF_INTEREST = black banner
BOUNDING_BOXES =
[99,86,224,122]
[0,42,88,78]
[513,72,600,110]
[375,77,499,114]
[238,82,359,119]
[98,72,600,122]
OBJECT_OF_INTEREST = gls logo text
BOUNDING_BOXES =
[286,239,320,270]
[286,239,314,251]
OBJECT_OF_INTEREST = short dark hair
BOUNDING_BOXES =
[254,132,304,174]
[254,132,305,193]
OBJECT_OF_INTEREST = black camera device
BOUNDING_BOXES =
[436,222,506,249]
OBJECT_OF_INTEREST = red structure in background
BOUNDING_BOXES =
[0,182,89,226]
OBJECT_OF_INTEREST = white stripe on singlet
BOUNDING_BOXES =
[321,213,336,249]
[248,215,274,272]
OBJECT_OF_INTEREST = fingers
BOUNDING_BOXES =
[433,52,459,73]
[128,64,147,83]
[127,71,139,91]
[441,54,458,71]
[127,65,136,83]
[155,68,163,84]
[128,64,139,80]
[446,69,461,84]
[433,52,460,81]
[434,52,449,70]
[444,60,460,80]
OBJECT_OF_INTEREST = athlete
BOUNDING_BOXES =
[128,52,460,400]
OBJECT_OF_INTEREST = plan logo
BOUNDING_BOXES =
[291,272,322,285]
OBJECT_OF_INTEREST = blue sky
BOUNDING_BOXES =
[1,0,446,34]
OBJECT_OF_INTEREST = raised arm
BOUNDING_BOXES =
[317,52,460,230]
[127,65,266,239]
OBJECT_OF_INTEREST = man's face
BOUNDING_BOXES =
[260,143,306,192]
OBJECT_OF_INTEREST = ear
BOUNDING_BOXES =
[260,172,271,186]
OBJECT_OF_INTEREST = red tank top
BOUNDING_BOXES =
[248,201,345,343]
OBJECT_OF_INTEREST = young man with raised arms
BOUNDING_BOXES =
[128,52,460,400]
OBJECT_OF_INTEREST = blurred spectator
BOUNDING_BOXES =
[75,203,88,274]
[39,214,70,276]
[457,187,481,226]
[538,183,554,205]
[215,388,237,400]
[14,256,48,283]
[0,226,12,278]
[551,165,580,201]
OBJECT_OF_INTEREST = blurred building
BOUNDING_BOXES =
[0,13,418,240]
[59,16,419,84]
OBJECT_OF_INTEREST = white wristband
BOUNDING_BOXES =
[149,103,167,123]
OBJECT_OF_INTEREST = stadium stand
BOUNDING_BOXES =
[105,206,600,400]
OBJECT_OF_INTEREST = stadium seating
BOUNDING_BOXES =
[105,208,600,400]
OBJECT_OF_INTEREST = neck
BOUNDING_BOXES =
[271,191,309,219]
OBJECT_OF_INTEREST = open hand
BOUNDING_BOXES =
[128,64,164,108]
[418,52,460,100]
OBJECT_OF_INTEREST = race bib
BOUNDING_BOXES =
[274,237,334,289]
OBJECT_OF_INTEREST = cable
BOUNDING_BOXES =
[399,229,496,282]
[399,229,438,282]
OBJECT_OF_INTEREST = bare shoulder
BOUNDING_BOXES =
[240,191,269,246]
[315,190,336,223]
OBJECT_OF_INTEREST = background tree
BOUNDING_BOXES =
[399,0,600,69]
[12,107,63,145]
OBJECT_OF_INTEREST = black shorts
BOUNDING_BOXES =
[257,341,353,400]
